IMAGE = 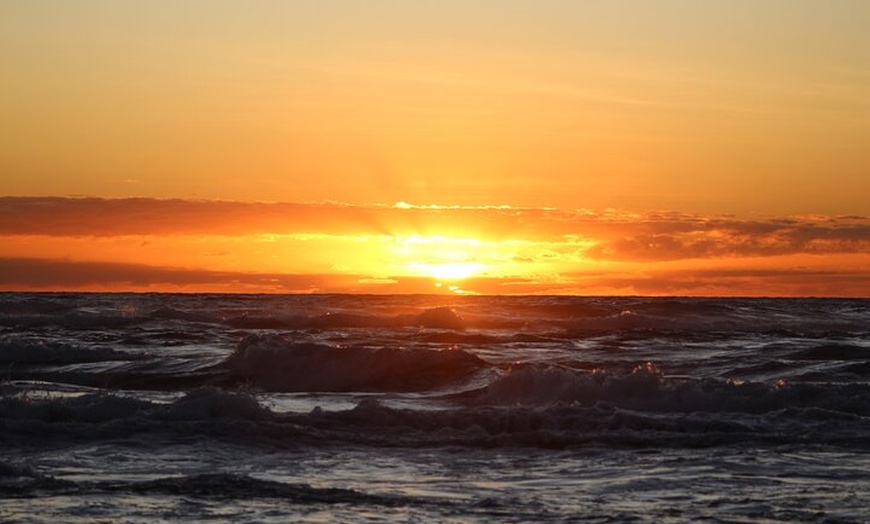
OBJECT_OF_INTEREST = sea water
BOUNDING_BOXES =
[1,293,868,523]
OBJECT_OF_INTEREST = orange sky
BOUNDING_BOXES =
[1,2,868,296]
[1,197,867,296]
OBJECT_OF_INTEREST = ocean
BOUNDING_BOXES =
[1,293,868,523]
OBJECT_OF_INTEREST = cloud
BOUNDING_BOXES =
[0,257,338,292]
[0,197,568,239]
[1,257,867,297]
[0,257,486,294]
[2,197,868,262]
[582,215,870,261]
[0,197,388,237]
[574,267,870,297]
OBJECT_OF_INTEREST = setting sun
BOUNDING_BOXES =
[390,235,488,281]
[413,261,487,281]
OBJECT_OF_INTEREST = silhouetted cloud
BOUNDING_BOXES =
[0,197,570,238]
[0,197,870,276]
[0,257,334,292]
[1,257,867,297]
[2,197,868,262]
[0,197,388,236]
[583,267,870,297]
[0,257,479,294]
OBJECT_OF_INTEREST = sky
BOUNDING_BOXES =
[1,1,868,296]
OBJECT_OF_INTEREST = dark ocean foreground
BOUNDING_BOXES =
[1,293,868,523]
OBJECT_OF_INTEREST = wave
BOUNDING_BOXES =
[121,473,408,505]
[149,306,220,324]
[3,381,868,451]
[3,295,866,338]
[0,467,413,507]
[413,331,555,345]
[224,334,487,392]
[469,363,870,415]
[0,295,75,316]
[0,336,138,365]
[0,303,469,331]
[4,327,868,400]
[0,335,222,392]
[0,332,490,394]
[224,305,467,330]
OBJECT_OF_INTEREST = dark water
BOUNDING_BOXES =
[1,293,868,523]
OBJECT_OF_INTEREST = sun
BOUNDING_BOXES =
[391,235,489,282]
[412,261,487,280]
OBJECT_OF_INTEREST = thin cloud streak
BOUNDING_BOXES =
[583,268,870,298]
[2,257,867,297]
[0,257,415,294]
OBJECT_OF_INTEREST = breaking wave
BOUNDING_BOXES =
[224,334,487,392]
[470,362,870,415]
[3,377,868,450]
[0,336,137,365]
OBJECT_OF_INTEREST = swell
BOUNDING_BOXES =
[2,383,868,450]
[0,468,414,507]
[0,336,138,365]
[0,333,490,393]
[466,362,870,415]
[224,305,468,330]
[0,302,470,331]
[4,295,866,335]
[0,335,222,391]
[223,334,488,392]
[4,329,868,396]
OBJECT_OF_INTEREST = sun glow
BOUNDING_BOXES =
[411,261,487,280]
[390,235,489,282]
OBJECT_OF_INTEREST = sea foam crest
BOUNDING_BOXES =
[225,334,487,392]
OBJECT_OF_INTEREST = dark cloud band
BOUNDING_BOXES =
[2,197,867,262]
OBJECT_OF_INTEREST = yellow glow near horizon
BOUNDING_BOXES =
[411,261,488,281]
[2,198,866,296]
[389,235,489,281]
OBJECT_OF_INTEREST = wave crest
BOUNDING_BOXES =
[471,363,870,416]
[225,334,486,392]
